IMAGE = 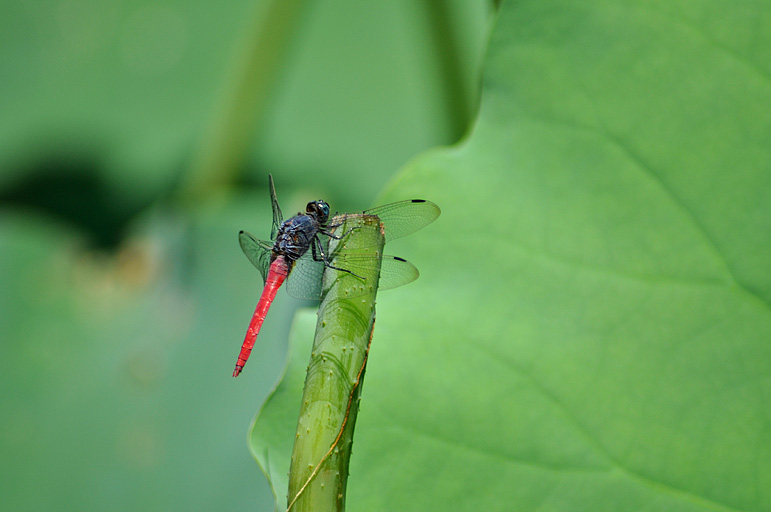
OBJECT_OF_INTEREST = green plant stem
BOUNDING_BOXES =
[286,214,384,512]
[183,0,303,198]
[419,0,474,140]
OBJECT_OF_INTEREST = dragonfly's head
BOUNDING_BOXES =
[306,200,330,224]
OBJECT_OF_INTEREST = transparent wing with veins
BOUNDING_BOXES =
[331,199,441,243]
[268,174,283,241]
[239,197,440,300]
[238,231,273,284]
[285,251,420,300]
[238,231,420,300]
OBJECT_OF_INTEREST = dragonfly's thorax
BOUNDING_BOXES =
[273,214,320,261]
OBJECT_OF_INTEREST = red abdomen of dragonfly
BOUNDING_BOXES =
[232,257,291,377]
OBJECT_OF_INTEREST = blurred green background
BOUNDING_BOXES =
[0,1,492,510]
[4,1,770,511]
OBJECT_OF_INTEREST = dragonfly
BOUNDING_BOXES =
[233,175,440,377]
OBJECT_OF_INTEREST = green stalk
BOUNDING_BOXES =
[182,0,303,197]
[286,214,385,512]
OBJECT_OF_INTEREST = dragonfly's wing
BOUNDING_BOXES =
[238,230,273,283]
[285,250,325,300]
[268,174,283,241]
[239,231,327,300]
[330,199,441,244]
[331,254,420,291]
[285,251,419,300]
[377,255,420,290]
[289,252,419,300]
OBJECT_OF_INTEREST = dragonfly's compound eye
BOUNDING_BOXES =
[317,203,330,223]
[306,201,330,222]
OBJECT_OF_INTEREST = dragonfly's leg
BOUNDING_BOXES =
[321,215,362,240]
[310,237,321,261]
[319,226,358,240]
[312,236,365,280]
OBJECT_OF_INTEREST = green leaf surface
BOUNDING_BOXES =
[253,1,771,510]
